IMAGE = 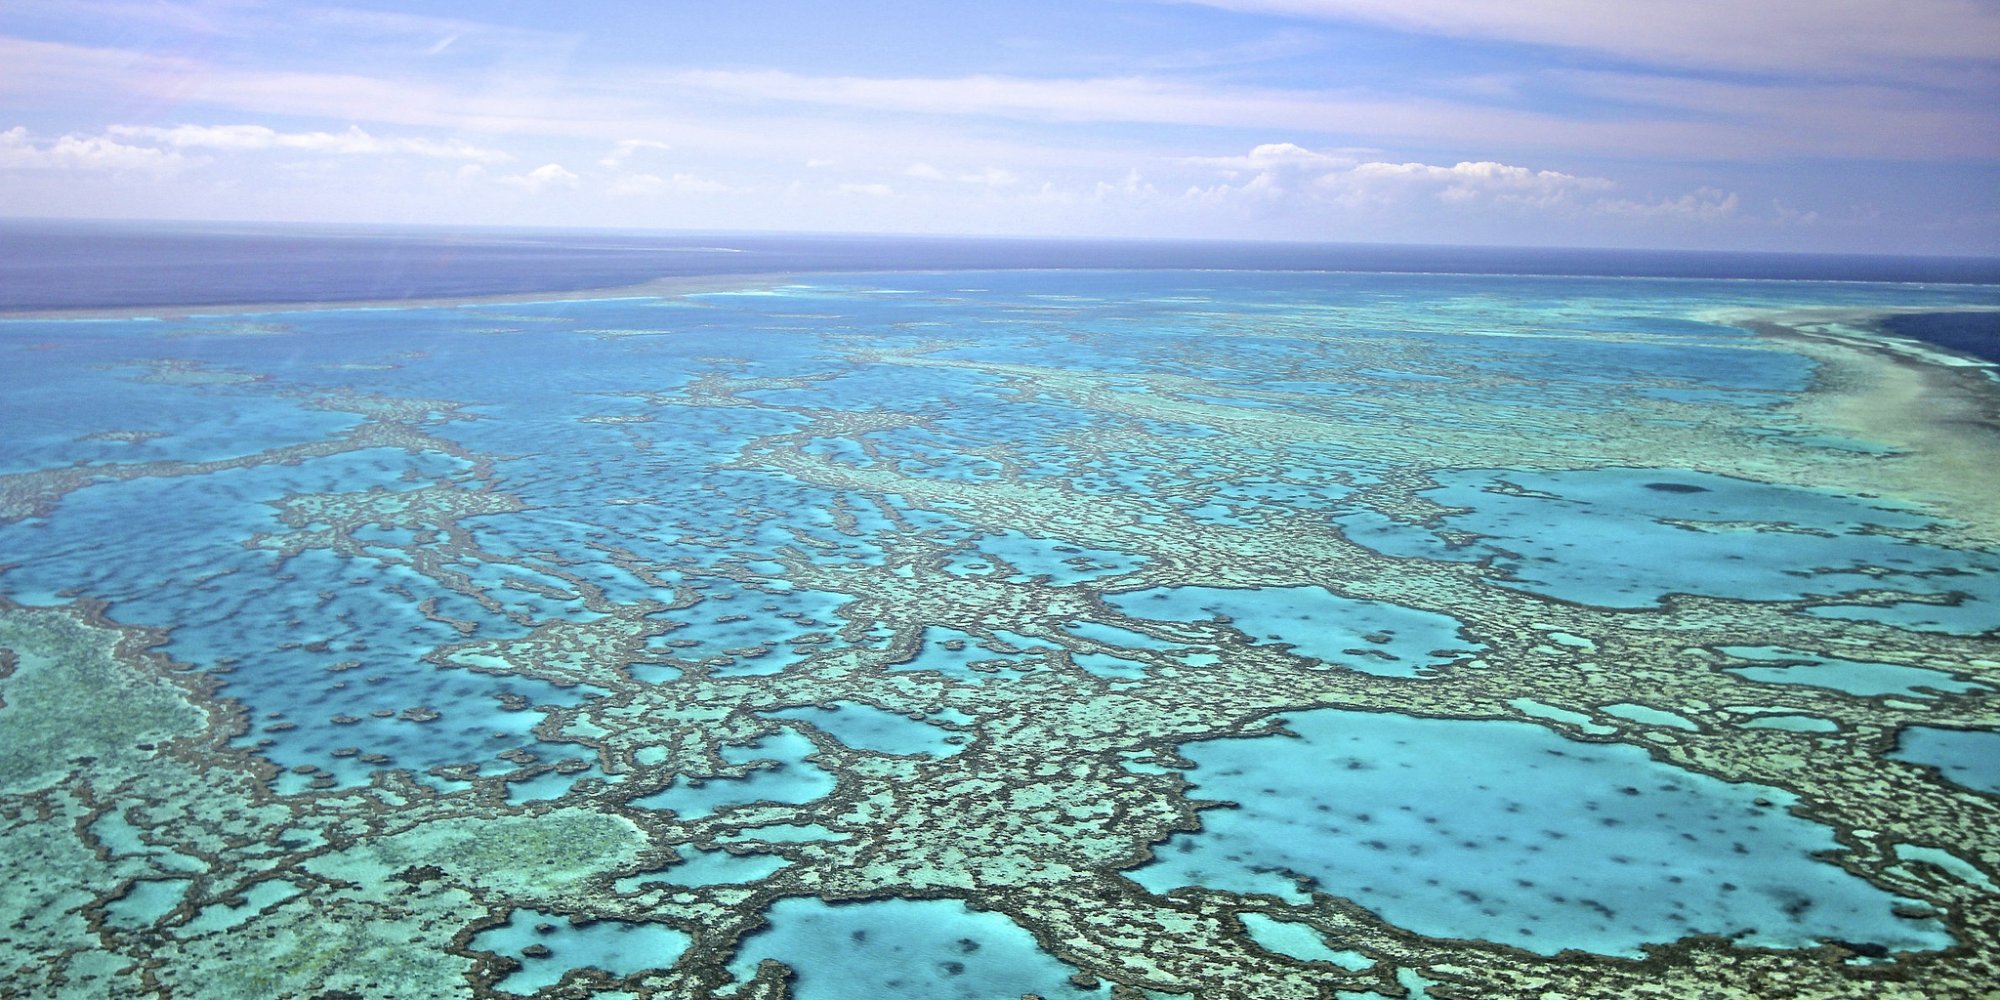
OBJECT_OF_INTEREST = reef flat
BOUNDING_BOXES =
[1,269,1997,998]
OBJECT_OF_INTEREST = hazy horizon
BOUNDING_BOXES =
[11,215,2000,266]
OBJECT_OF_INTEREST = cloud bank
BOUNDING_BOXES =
[0,126,187,172]
[107,124,513,163]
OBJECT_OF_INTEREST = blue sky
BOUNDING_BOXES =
[1,0,1995,253]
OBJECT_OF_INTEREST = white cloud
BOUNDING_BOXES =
[1187,141,1358,172]
[599,138,673,168]
[1339,159,1614,207]
[609,171,733,196]
[1095,169,1159,202]
[958,166,1019,187]
[1596,187,1740,221]
[105,123,512,162]
[501,162,579,191]
[904,163,1019,186]
[1181,142,1367,202]
[1183,143,1713,221]
[837,182,895,197]
[668,172,732,194]
[1773,200,1820,226]
[596,140,730,196]
[607,172,663,196]
[0,125,189,172]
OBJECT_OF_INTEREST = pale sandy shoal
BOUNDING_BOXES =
[0,272,803,321]
[1738,306,2000,545]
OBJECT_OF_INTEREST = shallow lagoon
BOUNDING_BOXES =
[726,898,1109,1000]
[1131,708,1948,957]
[0,267,1997,998]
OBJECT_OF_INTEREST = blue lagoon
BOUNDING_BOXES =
[1,231,1997,998]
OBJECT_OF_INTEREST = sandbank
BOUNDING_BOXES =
[0,271,799,321]
[1734,305,2000,544]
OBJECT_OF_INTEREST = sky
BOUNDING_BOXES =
[1,0,1996,254]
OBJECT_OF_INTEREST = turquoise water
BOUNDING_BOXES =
[1129,709,1949,957]
[472,908,691,994]
[2,267,1996,997]
[1238,912,1374,969]
[629,729,838,818]
[1720,646,1991,698]
[1892,726,2000,793]
[616,845,790,890]
[765,702,968,756]
[888,625,1047,681]
[1104,585,1479,677]
[1385,467,2000,630]
[726,897,1109,1000]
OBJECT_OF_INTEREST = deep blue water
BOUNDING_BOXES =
[1879,311,2000,364]
[3,218,1997,313]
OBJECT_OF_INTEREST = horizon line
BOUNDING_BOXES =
[6,214,1999,264]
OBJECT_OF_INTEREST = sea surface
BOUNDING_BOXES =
[1,223,1997,999]
[6,218,2000,312]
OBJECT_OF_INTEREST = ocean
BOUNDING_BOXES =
[0,221,1996,999]
[6,217,2000,312]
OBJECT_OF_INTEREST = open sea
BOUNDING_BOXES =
[1,220,1997,999]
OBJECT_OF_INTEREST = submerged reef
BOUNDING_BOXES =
[0,270,1997,998]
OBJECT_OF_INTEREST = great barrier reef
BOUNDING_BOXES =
[2,260,1997,998]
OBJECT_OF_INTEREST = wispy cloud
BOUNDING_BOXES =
[957,166,1019,187]
[1183,143,1720,222]
[1338,160,1614,207]
[599,138,674,169]
[105,124,513,162]
[1153,0,2000,76]
[0,125,189,172]
[0,37,645,138]
[500,162,578,191]
[1131,27,1329,71]
[1596,187,1741,221]
[905,162,1018,186]
[3,0,246,37]
[653,67,1996,160]
[609,171,733,196]
[1183,141,1359,173]
[1536,70,2000,159]
[666,68,1322,128]
[6,33,1991,169]
[271,4,583,59]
